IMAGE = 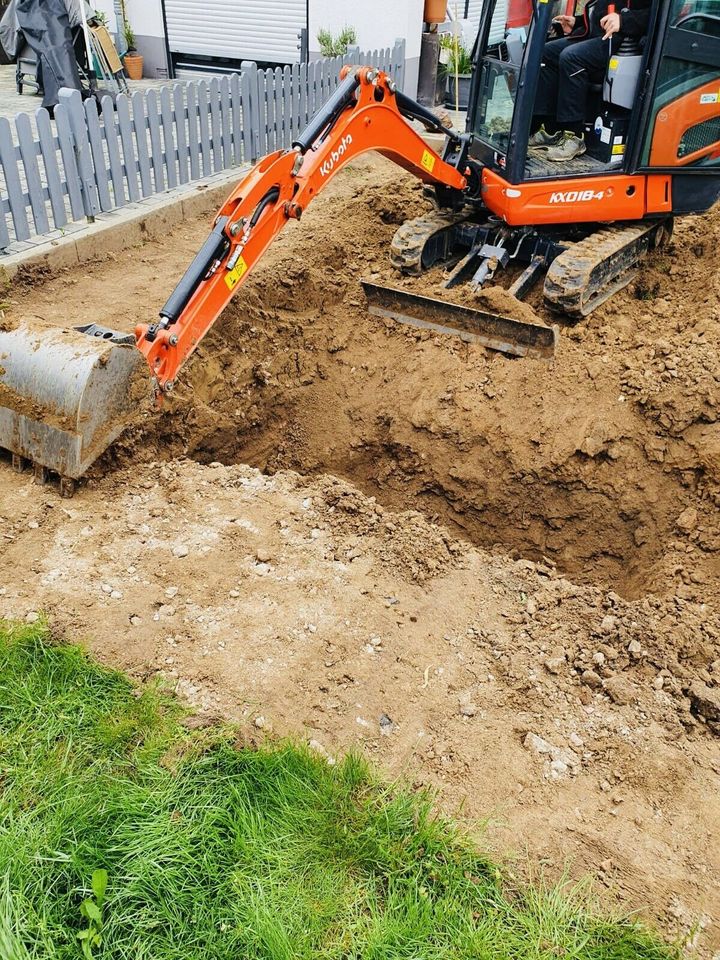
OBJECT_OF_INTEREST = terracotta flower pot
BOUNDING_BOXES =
[424,0,447,23]
[124,52,144,80]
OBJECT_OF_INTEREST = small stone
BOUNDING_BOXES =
[676,507,698,533]
[569,732,584,748]
[256,547,272,563]
[581,669,603,690]
[379,713,394,735]
[25,611,39,624]
[159,604,176,617]
[592,651,606,667]
[653,675,665,690]
[110,590,123,600]
[100,583,113,595]
[254,715,267,729]
[604,676,637,705]
[459,701,478,718]
[165,586,179,599]
[550,759,568,776]
[173,545,189,558]
[28,521,39,530]
[229,590,241,598]
[627,639,642,657]
[308,738,335,764]
[600,615,618,635]
[544,656,565,675]
[688,681,720,722]
[526,596,537,616]
[129,615,142,626]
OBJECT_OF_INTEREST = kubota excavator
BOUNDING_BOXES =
[0,0,719,495]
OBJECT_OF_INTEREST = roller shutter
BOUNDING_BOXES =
[465,0,508,43]
[164,0,306,64]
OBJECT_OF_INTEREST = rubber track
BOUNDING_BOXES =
[390,210,469,274]
[543,222,661,317]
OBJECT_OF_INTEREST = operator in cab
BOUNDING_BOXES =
[531,1,652,162]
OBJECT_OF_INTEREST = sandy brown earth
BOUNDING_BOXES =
[1,155,719,954]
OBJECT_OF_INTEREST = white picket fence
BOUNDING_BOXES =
[0,40,406,252]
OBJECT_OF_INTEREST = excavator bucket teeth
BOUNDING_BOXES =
[0,323,149,484]
[361,281,557,360]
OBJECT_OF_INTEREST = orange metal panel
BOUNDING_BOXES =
[645,174,672,215]
[481,168,647,225]
[649,78,720,167]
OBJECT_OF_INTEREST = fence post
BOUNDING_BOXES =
[241,61,259,163]
[58,88,99,221]
[393,39,406,92]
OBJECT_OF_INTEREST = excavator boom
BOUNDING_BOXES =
[135,66,468,394]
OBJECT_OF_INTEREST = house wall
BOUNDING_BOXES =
[94,0,169,78]
[308,0,424,94]
[95,0,419,88]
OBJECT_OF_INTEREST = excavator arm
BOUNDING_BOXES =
[134,66,468,394]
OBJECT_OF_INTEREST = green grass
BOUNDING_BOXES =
[0,623,678,960]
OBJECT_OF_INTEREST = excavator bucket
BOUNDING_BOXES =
[362,282,557,360]
[0,323,149,494]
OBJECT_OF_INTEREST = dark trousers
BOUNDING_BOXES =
[534,36,616,126]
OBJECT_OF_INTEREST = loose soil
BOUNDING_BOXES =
[1,155,719,954]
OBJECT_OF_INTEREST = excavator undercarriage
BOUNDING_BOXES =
[370,207,673,328]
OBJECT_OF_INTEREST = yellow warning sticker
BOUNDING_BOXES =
[609,57,619,70]
[421,150,436,174]
[612,144,626,155]
[225,256,248,290]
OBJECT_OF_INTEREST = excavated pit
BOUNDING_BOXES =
[9,153,720,604]
[98,157,719,603]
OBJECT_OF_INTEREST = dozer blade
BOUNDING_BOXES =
[0,323,149,486]
[362,281,557,360]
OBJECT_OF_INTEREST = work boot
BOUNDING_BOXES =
[528,124,563,149]
[545,132,586,162]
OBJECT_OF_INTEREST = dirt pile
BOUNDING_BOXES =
[2,154,719,953]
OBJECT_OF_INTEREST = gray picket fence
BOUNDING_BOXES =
[0,40,406,253]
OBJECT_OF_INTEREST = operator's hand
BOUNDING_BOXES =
[600,12,621,39]
[552,14,576,35]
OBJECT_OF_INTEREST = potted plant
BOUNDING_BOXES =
[442,35,473,110]
[317,26,357,58]
[119,1,143,79]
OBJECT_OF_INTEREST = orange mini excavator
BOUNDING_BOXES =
[0,0,719,492]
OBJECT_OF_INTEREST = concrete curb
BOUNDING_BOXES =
[0,166,250,285]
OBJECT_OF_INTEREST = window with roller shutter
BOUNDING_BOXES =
[163,0,308,74]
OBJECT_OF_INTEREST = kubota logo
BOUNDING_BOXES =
[549,189,606,203]
[320,135,353,177]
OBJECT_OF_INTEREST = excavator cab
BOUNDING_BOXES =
[382,0,720,318]
[467,0,720,193]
